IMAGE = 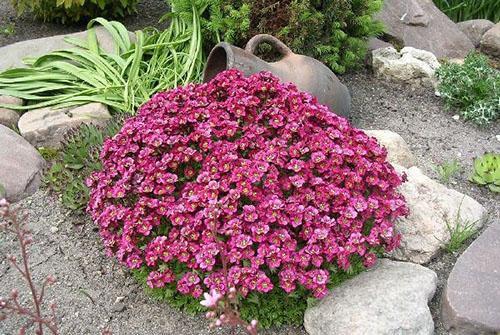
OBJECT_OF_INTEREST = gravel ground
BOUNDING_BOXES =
[343,70,500,335]
[0,0,167,48]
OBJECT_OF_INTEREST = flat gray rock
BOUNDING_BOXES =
[18,103,111,148]
[457,19,495,47]
[375,0,474,59]
[480,23,500,58]
[0,27,135,71]
[0,125,45,202]
[442,221,500,334]
[304,259,437,335]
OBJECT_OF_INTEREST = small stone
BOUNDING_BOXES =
[442,221,500,334]
[115,296,125,303]
[111,302,126,313]
[0,96,23,129]
[50,226,59,233]
[452,114,460,120]
[372,47,440,88]
[363,129,417,168]
[18,103,111,148]
[457,19,495,47]
[390,165,486,264]
[0,125,45,202]
[495,135,500,142]
[304,259,437,335]
[480,23,500,58]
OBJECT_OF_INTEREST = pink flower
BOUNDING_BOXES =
[87,69,408,305]
[200,289,223,308]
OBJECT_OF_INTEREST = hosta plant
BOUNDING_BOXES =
[87,70,408,326]
[469,153,500,193]
[11,0,139,23]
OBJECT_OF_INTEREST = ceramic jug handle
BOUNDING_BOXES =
[245,34,292,57]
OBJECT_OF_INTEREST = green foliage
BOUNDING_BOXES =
[0,183,5,199]
[166,0,385,73]
[436,53,500,125]
[133,255,366,328]
[433,0,500,22]
[0,24,15,36]
[443,214,479,253]
[469,152,500,193]
[0,13,205,114]
[433,160,461,184]
[10,0,139,24]
[44,120,122,211]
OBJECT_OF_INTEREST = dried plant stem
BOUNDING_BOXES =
[0,200,58,335]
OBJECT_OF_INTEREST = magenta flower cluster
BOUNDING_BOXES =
[87,69,408,300]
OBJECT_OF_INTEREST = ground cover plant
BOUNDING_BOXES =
[87,69,409,327]
[470,152,500,193]
[433,0,500,22]
[10,0,139,23]
[43,120,123,211]
[0,2,206,115]
[436,53,500,125]
[167,0,385,73]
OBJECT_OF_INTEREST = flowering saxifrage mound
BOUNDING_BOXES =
[87,69,408,325]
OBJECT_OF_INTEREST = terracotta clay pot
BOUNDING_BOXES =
[203,34,351,118]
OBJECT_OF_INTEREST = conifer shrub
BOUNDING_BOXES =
[167,0,385,73]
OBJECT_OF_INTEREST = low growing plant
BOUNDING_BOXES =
[167,0,385,73]
[44,120,123,212]
[87,69,408,326]
[469,152,500,193]
[436,53,499,125]
[10,0,139,24]
[433,160,461,184]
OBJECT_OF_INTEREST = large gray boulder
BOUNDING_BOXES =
[391,166,487,264]
[0,125,45,202]
[0,27,135,71]
[457,19,495,48]
[375,0,474,59]
[304,259,437,335]
[0,96,23,129]
[364,129,417,168]
[442,221,500,335]
[18,103,111,148]
[480,23,500,58]
[372,47,440,88]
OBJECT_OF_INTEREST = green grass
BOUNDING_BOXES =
[433,0,500,22]
[444,217,479,253]
[433,160,461,184]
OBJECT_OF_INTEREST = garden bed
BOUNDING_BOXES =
[0,0,168,48]
[1,70,498,334]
